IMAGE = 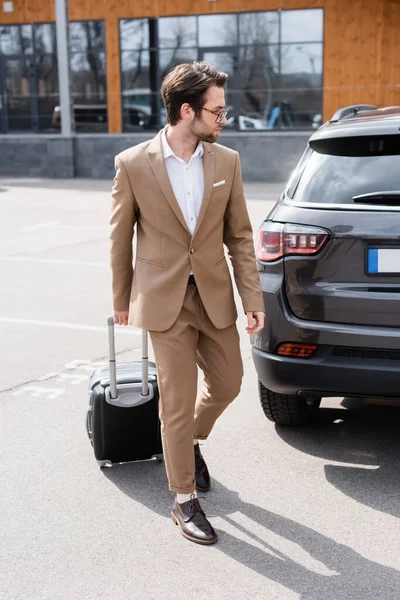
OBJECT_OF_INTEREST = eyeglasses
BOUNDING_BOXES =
[202,107,230,123]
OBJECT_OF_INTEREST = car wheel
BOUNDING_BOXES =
[258,381,321,426]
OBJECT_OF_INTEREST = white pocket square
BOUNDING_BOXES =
[213,180,226,188]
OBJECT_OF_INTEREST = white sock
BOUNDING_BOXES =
[177,490,197,504]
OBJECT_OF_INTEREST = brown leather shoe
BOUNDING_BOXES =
[194,443,211,491]
[171,495,218,545]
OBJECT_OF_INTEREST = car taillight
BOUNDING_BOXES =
[276,343,317,358]
[256,222,329,262]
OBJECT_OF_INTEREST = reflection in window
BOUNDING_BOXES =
[158,17,197,48]
[120,20,149,51]
[239,45,279,121]
[0,25,33,55]
[34,24,55,54]
[282,44,322,75]
[201,50,239,125]
[281,9,323,43]
[70,53,106,101]
[270,43,322,128]
[0,23,58,133]
[119,8,323,132]
[239,12,278,45]
[121,50,150,91]
[121,49,156,132]
[69,21,107,132]
[69,22,104,53]
[159,49,197,79]
[35,53,59,131]
[2,59,32,131]
[198,14,237,47]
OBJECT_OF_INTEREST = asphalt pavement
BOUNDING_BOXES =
[0,177,399,600]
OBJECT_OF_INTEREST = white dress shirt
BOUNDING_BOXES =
[161,127,204,236]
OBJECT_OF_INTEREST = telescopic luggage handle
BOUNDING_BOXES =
[106,315,149,400]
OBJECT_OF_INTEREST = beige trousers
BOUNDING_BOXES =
[149,283,243,494]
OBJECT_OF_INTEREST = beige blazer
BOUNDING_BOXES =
[110,130,264,331]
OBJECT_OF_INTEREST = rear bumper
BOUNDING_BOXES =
[252,346,400,400]
[256,270,400,353]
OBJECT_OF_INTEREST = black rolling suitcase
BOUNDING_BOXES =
[86,315,163,468]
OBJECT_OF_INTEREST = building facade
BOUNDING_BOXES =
[0,0,399,179]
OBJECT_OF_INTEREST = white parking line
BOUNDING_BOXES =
[0,317,140,335]
[50,225,105,231]
[20,221,60,231]
[12,386,65,399]
[20,222,104,232]
[0,257,107,267]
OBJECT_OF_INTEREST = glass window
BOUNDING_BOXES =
[121,50,150,92]
[2,58,32,131]
[159,48,198,80]
[239,45,279,126]
[198,14,237,47]
[33,24,58,132]
[281,9,323,43]
[120,19,149,51]
[281,43,322,75]
[239,12,278,45]
[34,24,56,54]
[0,25,33,55]
[69,21,107,132]
[0,24,59,133]
[35,53,59,131]
[277,43,323,128]
[158,17,197,48]
[70,53,106,100]
[286,146,312,198]
[69,21,104,53]
[121,49,161,132]
[121,19,199,132]
[201,49,239,123]
[119,8,324,133]
[293,150,400,204]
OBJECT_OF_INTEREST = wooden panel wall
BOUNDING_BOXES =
[379,0,400,107]
[0,0,54,23]
[324,0,381,119]
[104,18,122,134]
[67,0,322,20]
[323,0,400,119]
[1,0,399,133]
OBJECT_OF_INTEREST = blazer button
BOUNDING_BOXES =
[190,248,195,254]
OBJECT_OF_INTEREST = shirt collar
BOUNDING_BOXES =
[161,127,204,160]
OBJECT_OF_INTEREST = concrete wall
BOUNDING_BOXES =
[0,136,75,178]
[0,132,309,181]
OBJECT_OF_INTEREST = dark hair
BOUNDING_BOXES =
[161,61,228,125]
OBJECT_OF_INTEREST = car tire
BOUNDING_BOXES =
[258,381,321,426]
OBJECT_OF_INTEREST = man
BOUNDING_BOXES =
[110,62,264,545]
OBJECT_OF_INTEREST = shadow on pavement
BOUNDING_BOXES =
[215,485,400,599]
[276,399,400,519]
[102,460,399,598]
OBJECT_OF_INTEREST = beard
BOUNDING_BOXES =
[197,131,219,143]
[189,117,221,143]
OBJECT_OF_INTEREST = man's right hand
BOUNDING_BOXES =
[114,311,129,326]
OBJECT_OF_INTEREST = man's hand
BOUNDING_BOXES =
[114,311,129,326]
[246,311,265,335]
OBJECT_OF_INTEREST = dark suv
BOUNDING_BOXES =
[252,104,400,425]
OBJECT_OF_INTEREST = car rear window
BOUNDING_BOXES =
[290,135,400,204]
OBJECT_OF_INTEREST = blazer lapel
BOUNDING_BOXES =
[147,132,191,235]
[192,145,214,238]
